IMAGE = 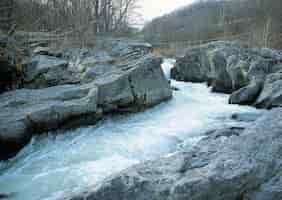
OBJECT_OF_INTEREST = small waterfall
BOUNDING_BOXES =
[162,58,176,79]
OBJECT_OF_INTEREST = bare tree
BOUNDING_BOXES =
[143,0,282,48]
[0,0,14,33]
[10,0,139,36]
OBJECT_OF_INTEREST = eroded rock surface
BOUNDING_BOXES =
[0,40,171,160]
[171,41,282,108]
[0,83,100,160]
[68,109,282,200]
[24,55,79,88]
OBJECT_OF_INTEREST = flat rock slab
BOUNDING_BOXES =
[0,83,99,159]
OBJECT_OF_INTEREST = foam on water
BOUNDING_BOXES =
[0,59,262,200]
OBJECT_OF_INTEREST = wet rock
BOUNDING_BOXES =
[245,172,282,200]
[0,83,100,160]
[226,57,249,90]
[231,112,262,122]
[68,109,282,200]
[247,58,272,81]
[171,41,252,93]
[209,49,233,93]
[171,41,282,108]
[171,48,208,82]
[229,80,263,105]
[205,127,244,138]
[0,192,16,199]
[0,54,172,160]
[171,86,180,91]
[95,56,172,111]
[0,37,172,160]
[255,72,282,108]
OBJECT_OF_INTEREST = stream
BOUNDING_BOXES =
[0,59,262,200]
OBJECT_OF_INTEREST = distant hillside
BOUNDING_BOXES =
[143,0,282,49]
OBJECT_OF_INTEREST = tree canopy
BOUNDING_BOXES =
[143,0,282,48]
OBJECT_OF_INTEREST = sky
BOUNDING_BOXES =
[140,0,196,22]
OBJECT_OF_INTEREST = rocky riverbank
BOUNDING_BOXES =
[63,42,282,200]
[2,39,282,199]
[67,108,282,200]
[0,39,172,160]
[171,41,282,109]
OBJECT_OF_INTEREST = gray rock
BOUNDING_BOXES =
[0,83,100,160]
[171,48,208,82]
[0,54,172,160]
[68,109,282,200]
[247,58,272,81]
[24,55,79,88]
[205,127,244,138]
[231,112,263,122]
[208,49,233,93]
[229,80,263,105]
[245,171,282,200]
[255,72,282,108]
[226,58,249,90]
[94,56,172,111]
[270,63,282,74]
[33,46,63,58]
[106,40,153,59]
[171,41,252,93]
[0,192,16,199]
[171,41,282,108]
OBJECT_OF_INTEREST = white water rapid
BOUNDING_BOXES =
[0,59,262,200]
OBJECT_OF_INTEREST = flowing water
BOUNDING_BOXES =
[0,59,262,200]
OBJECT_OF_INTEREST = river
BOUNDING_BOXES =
[0,59,262,200]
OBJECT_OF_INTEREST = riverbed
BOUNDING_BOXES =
[0,59,262,200]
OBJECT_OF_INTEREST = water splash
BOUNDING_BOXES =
[0,59,262,200]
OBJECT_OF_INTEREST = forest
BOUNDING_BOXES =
[0,0,139,38]
[143,0,282,49]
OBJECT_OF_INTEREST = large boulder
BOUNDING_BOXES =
[0,83,100,160]
[0,54,172,160]
[171,47,208,82]
[229,80,263,105]
[94,55,172,112]
[68,109,282,200]
[171,41,252,93]
[171,41,282,107]
[255,72,282,108]
[208,49,234,93]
